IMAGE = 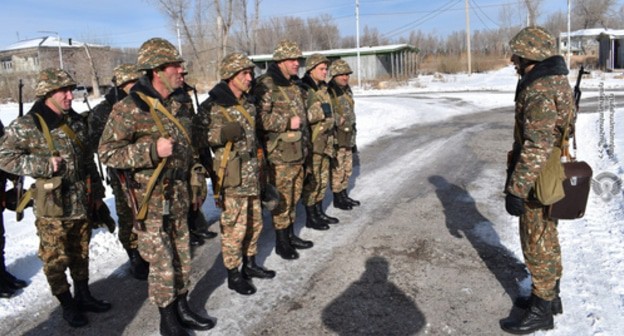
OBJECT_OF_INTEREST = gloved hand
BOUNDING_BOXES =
[221,122,244,142]
[505,193,525,216]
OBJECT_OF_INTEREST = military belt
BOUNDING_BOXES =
[162,168,188,181]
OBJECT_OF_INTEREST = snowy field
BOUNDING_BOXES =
[1,65,623,335]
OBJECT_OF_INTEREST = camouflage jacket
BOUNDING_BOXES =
[507,56,575,198]
[195,81,260,197]
[251,62,309,165]
[98,76,195,193]
[302,74,336,157]
[86,87,127,152]
[329,81,357,147]
[0,100,105,219]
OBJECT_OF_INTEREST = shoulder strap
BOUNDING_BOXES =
[132,92,173,221]
[135,91,192,144]
[34,113,58,155]
[213,105,237,205]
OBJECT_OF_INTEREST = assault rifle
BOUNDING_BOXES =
[568,66,589,159]
[574,66,589,111]
[110,169,143,232]
[15,80,25,221]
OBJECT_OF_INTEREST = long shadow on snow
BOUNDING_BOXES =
[428,175,528,303]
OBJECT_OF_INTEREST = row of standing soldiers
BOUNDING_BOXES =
[0,37,360,335]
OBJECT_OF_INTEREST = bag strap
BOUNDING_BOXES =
[15,187,33,216]
[34,113,59,155]
[133,92,173,221]
[559,108,575,161]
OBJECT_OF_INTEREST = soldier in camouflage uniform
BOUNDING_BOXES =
[195,52,276,296]
[98,38,213,335]
[86,63,150,280]
[0,69,111,327]
[301,53,339,230]
[0,120,29,299]
[328,59,361,210]
[251,39,313,260]
[500,27,575,334]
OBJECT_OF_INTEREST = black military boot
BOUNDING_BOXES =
[74,280,112,313]
[189,209,218,240]
[501,294,554,334]
[305,205,329,230]
[0,266,28,289]
[316,201,339,224]
[342,190,361,206]
[275,229,299,259]
[333,192,352,210]
[159,301,190,336]
[242,255,276,279]
[126,248,149,281]
[227,268,256,295]
[175,292,215,330]
[287,224,313,249]
[0,277,16,298]
[552,280,563,315]
[56,291,88,328]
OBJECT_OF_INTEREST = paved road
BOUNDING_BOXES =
[5,95,531,335]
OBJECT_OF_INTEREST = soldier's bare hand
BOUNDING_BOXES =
[156,137,174,158]
[290,116,301,130]
[50,156,64,173]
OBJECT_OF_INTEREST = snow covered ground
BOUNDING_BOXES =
[1,65,623,335]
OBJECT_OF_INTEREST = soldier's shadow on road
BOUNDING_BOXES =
[321,256,425,336]
[22,263,149,336]
[428,175,528,303]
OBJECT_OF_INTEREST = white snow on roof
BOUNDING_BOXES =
[560,28,624,38]
[2,36,104,51]
[249,43,417,62]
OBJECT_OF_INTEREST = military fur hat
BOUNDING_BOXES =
[272,39,302,61]
[509,26,557,62]
[329,59,352,77]
[113,64,141,86]
[35,68,77,97]
[137,38,184,70]
[305,53,330,73]
[220,52,255,80]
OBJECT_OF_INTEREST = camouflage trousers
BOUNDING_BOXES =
[110,173,138,250]
[302,153,330,207]
[136,180,191,307]
[268,164,304,230]
[519,201,562,301]
[331,147,353,192]
[35,217,90,296]
[220,196,262,269]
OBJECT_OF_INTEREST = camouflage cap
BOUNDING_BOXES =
[35,68,77,97]
[137,37,184,70]
[305,53,330,73]
[272,39,302,61]
[329,59,352,77]
[220,52,255,80]
[509,26,556,62]
[113,63,141,86]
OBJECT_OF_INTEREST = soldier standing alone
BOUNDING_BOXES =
[328,59,361,210]
[98,38,213,335]
[0,69,111,327]
[252,39,313,260]
[501,26,575,334]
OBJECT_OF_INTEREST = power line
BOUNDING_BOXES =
[381,0,463,39]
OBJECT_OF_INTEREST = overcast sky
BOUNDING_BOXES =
[0,0,618,50]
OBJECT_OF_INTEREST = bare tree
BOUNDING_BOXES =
[572,0,618,29]
[542,11,568,37]
[523,0,543,26]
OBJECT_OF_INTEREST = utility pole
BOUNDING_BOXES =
[39,30,63,69]
[465,0,471,75]
[355,0,361,88]
[567,0,571,67]
[176,13,183,56]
